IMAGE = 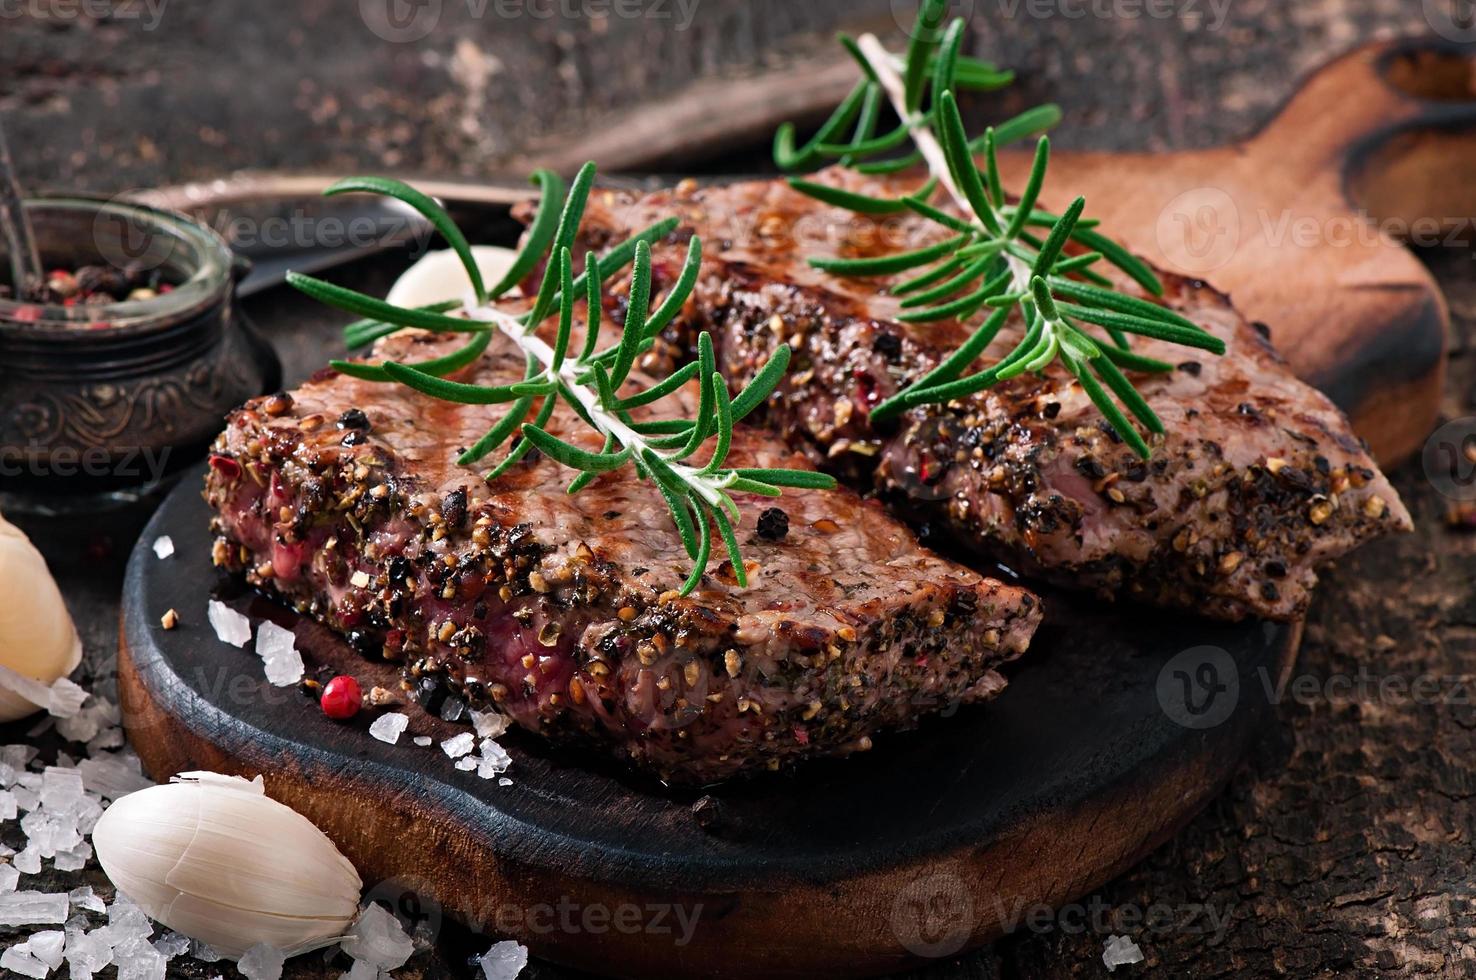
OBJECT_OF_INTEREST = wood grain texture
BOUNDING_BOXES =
[992,38,1467,466]
[119,479,1296,978]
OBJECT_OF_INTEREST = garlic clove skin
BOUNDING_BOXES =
[93,771,363,959]
[385,245,519,309]
[0,513,82,721]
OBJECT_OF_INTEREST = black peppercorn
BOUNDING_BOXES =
[756,507,789,541]
[337,408,371,430]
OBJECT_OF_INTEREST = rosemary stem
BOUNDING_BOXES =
[856,33,1035,299]
[462,299,730,507]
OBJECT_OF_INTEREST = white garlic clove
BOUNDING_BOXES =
[93,771,363,959]
[0,512,82,722]
[385,245,520,309]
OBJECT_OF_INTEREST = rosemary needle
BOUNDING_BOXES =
[290,164,834,595]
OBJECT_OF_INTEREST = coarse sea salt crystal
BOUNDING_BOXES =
[0,890,70,926]
[239,944,284,980]
[476,740,512,779]
[412,736,432,747]
[478,939,529,980]
[0,864,19,892]
[341,902,415,971]
[77,752,154,800]
[114,933,167,980]
[498,777,513,787]
[0,944,49,979]
[0,788,16,820]
[29,929,66,969]
[455,757,477,771]
[70,885,106,913]
[152,536,175,559]
[14,846,41,874]
[441,732,476,758]
[1103,934,1144,972]
[41,765,85,811]
[47,676,88,718]
[153,930,191,959]
[342,960,379,980]
[207,599,253,648]
[369,713,409,745]
[470,709,510,739]
[255,621,305,686]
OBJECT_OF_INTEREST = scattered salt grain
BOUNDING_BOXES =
[77,752,154,800]
[341,903,415,971]
[70,885,106,914]
[412,736,432,747]
[255,621,305,686]
[0,944,49,979]
[470,709,510,739]
[151,536,175,559]
[476,740,512,779]
[1103,934,1144,972]
[47,676,89,718]
[478,939,529,980]
[41,765,85,811]
[207,599,253,648]
[153,931,191,959]
[369,712,409,745]
[29,929,66,969]
[498,777,513,787]
[342,960,379,980]
[455,757,478,771]
[189,939,223,962]
[0,864,19,892]
[441,732,475,759]
[0,890,70,925]
[238,943,286,980]
[14,846,41,874]
[0,788,16,820]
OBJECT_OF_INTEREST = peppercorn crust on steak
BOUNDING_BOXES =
[551,172,1413,622]
[204,330,1041,783]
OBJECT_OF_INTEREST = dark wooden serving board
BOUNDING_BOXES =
[994,37,1470,466]
[110,37,1466,979]
[119,474,1298,978]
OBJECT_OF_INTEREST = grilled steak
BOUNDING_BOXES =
[555,173,1413,621]
[204,330,1041,783]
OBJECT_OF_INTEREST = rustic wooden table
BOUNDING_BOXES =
[4,1,1474,976]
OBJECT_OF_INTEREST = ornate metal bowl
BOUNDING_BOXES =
[0,197,279,513]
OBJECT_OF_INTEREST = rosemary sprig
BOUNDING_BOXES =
[288,163,834,594]
[774,0,1226,458]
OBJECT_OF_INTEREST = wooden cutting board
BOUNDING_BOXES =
[113,38,1465,979]
[120,477,1297,979]
[997,38,1467,464]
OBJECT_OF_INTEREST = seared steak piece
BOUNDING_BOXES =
[204,330,1040,783]
[557,174,1413,621]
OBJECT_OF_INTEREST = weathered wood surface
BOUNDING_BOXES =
[6,0,1476,977]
